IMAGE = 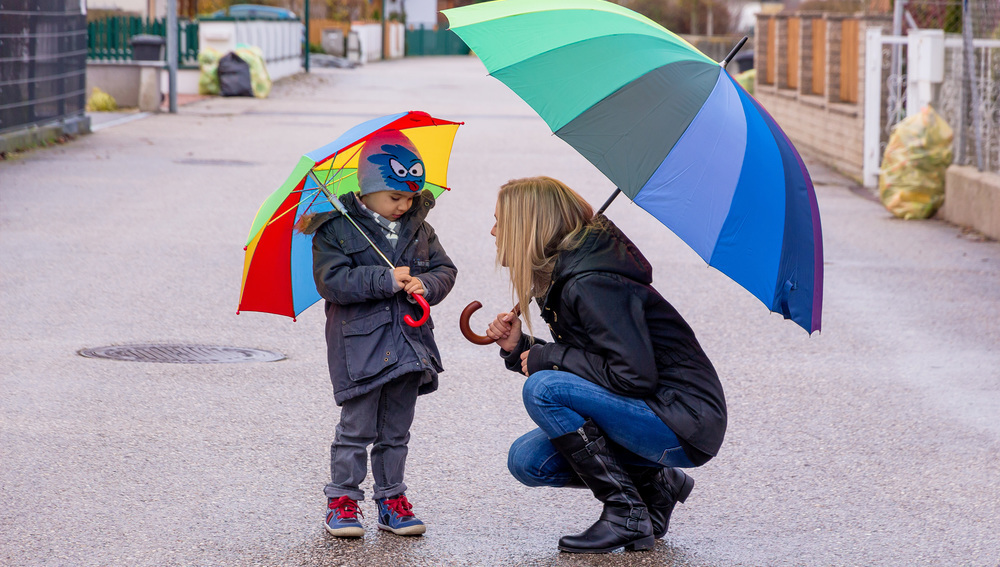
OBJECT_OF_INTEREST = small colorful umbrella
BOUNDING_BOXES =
[238,110,463,321]
[444,0,823,334]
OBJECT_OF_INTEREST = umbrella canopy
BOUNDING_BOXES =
[238,110,463,319]
[444,0,823,333]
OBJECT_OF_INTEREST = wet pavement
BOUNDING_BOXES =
[2,56,999,566]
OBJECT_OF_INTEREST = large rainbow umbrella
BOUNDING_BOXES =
[238,111,463,320]
[444,0,823,333]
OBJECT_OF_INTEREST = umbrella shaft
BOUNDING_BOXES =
[307,170,396,269]
[597,188,622,215]
[722,36,748,68]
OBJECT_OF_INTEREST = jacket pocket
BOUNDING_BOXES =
[655,387,677,406]
[342,308,397,382]
[340,234,370,255]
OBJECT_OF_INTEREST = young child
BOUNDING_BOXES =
[299,129,457,537]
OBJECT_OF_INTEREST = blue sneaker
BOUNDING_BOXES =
[325,496,364,537]
[375,493,426,535]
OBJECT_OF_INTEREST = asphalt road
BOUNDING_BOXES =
[2,56,999,567]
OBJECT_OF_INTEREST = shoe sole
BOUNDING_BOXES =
[558,535,655,554]
[325,525,365,538]
[377,522,426,536]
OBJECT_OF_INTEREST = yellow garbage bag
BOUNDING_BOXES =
[198,47,222,96]
[878,105,954,219]
[234,45,272,98]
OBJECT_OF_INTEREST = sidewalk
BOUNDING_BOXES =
[87,93,210,132]
[3,57,999,567]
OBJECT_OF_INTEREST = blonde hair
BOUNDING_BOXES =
[495,176,597,334]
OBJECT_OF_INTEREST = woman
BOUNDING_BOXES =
[486,177,727,554]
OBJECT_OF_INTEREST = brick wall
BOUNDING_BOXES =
[754,13,890,183]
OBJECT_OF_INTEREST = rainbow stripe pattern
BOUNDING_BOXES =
[238,111,462,319]
[444,0,823,333]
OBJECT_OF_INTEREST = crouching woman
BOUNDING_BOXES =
[485,177,727,554]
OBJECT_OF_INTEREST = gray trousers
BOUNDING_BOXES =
[324,372,422,501]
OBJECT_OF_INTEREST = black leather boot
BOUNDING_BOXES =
[626,465,694,538]
[549,419,655,553]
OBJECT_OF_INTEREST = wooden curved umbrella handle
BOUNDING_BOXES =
[459,300,521,345]
[404,294,430,327]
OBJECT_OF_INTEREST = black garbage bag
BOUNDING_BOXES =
[218,52,254,97]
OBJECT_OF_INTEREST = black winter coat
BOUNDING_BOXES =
[501,217,726,465]
[307,190,457,405]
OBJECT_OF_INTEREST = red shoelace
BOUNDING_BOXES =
[328,496,363,520]
[383,494,415,518]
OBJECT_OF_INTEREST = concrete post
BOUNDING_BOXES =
[906,29,944,117]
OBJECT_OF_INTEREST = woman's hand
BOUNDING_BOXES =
[519,350,531,376]
[487,311,521,352]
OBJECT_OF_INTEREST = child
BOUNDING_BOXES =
[299,129,457,537]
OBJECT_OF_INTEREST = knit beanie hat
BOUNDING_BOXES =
[357,130,425,196]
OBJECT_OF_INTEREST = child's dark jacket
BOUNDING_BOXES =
[303,190,457,405]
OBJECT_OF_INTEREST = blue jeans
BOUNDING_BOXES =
[508,370,695,488]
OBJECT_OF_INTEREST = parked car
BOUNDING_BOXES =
[205,4,298,20]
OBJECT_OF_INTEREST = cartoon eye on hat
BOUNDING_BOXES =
[358,130,425,195]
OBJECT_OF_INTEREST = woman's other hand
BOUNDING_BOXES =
[519,349,531,376]
[488,311,521,352]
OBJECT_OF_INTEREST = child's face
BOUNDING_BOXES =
[361,190,415,221]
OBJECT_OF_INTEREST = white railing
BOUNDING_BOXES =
[347,22,405,64]
[198,20,304,81]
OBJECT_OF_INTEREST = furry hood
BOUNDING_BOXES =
[295,189,437,235]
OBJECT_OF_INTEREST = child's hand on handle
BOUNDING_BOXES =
[487,311,522,353]
[403,276,424,296]
[393,266,411,289]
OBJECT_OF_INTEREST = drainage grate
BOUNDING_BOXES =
[78,344,284,364]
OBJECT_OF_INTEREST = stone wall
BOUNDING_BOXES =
[940,166,1000,240]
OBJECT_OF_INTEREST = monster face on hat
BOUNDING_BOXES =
[357,130,426,195]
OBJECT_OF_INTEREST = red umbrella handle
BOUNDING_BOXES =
[404,293,430,327]
[459,301,521,345]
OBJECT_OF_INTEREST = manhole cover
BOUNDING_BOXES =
[78,344,284,364]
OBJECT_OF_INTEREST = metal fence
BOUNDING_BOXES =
[405,26,470,56]
[86,16,199,67]
[938,36,1000,172]
[860,0,998,34]
[0,0,88,136]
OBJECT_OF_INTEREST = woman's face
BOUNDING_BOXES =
[490,202,499,241]
[491,201,507,267]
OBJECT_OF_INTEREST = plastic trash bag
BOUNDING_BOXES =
[735,69,755,96]
[198,47,222,95]
[234,45,272,98]
[878,106,954,219]
[219,52,254,97]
